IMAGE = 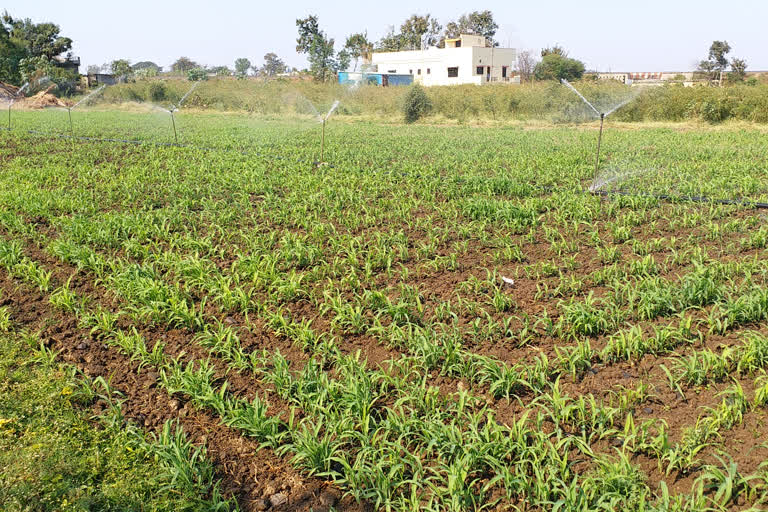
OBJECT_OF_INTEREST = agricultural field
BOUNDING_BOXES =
[2,110,768,511]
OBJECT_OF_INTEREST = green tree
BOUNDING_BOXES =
[698,40,731,82]
[0,22,25,84]
[400,14,442,50]
[337,49,350,72]
[171,56,198,74]
[0,12,73,85]
[541,45,568,57]
[344,32,372,71]
[260,52,287,77]
[443,10,499,47]
[187,68,207,81]
[728,58,747,82]
[210,65,231,76]
[110,59,132,78]
[234,57,250,78]
[2,12,72,59]
[296,15,341,81]
[377,27,404,52]
[132,61,161,73]
[534,53,585,81]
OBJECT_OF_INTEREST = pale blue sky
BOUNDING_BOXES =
[7,1,767,72]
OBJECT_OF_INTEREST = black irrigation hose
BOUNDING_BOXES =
[590,188,768,209]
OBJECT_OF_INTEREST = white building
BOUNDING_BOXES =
[371,34,518,86]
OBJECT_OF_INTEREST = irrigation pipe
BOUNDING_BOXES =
[590,189,768,209]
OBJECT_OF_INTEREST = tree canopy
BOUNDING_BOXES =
[443,11,499,47]
[132,61,161,72]
[0,11,73,85]
[234,58,251,77]
[260,53,288,77]
[110,59,132,78]
[344,32,372,71]
[534,53,585,81]
[171,56,199,74]
[296,15,345,81]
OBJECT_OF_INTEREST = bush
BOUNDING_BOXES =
[403,84,432,123]
[187,68,208,82]
[147,82,167,102]
[94,77,768,124]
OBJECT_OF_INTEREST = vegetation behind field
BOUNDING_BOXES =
[96,77,768,124]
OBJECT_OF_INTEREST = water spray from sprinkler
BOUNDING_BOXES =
[165,81,200,143]
[71,85,106,110]
[319,100,340,164]
[560,79,638,187]
[63,84,107,138]
[6,82,29,130]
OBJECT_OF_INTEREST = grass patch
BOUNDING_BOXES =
[0,323,235,512]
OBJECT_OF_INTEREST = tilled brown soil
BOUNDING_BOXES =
[0,271,365,512]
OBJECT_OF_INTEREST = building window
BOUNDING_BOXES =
[417,69,421,75]
[447,67,459,77]
[387,69,396,73]
[502,66,508,78]
[476,66,483,75]
[455,40,461,47]
[409,69,412,75]
[427,68,430,74]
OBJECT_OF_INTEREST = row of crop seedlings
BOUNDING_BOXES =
[27,209,768,399]
[5,205,768,405]
[0,251,239,511]
[0,235,651,509]
[1,186,748,331]
[4,208,768,500]
[28,225,768,499]
[6,230,768,509]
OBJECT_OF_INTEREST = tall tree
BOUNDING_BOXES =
[2,13,72,59]
[698,40,731,83]
[729,58,747,82]
[210,65,232,76]
[541,45,568,57]
[132,61,161,73]
[534,52,585,81]
[344,32,372,71]
[516,50,538,83]
[171,56,198,73]
[296,15,342,81]
[0,12,73,84]
[260,52,287,76]
[234,57,251,77]
[0,20,25,83]
[377,26,404,52]
[443,10,499,47]
[400,14,442,50]
[110,59,132,78]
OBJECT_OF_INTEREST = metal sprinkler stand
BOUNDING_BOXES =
[320,118,326,163]
[170,110,178,144]
[67,107,74,138]
[593,112,606,182]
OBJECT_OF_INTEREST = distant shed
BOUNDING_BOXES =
[338,72,413,87]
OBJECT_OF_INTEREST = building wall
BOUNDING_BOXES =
[598,71,698,86]
[371,46,517,86]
